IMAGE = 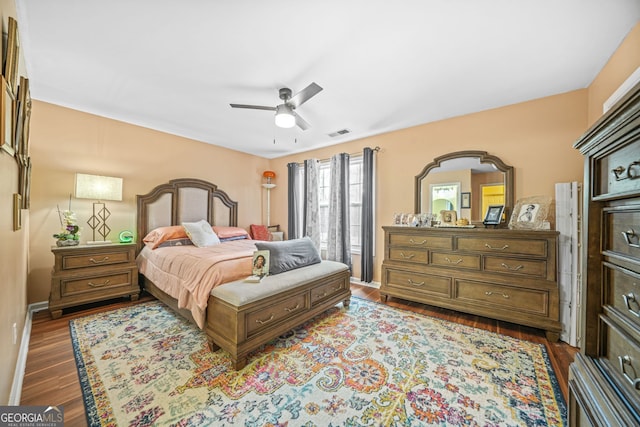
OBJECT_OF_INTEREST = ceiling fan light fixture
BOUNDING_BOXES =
[275,105,295,128]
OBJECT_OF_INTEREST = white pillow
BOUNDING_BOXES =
[181,220,220,247]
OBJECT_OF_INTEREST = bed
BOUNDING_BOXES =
[136,178,351,368]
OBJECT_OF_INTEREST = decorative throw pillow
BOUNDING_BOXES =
[250,224,270,241]
[254,236,321,275]
[182,220,221,247]
[143,225,189,249]
[212,226,251,240]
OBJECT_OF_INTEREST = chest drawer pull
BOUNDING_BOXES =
[485,291,510,299]
[622,292,640,318]
[612,161,640,181]
[400,252,415,259]
[89,256,111,264]
[256,314,274,325]
[500,262,524,271]
[407,279,425,286]
[284,303,300,313]
[88,279,110,288]
[618,355,640,390]
[409,238,427,245]
[484,243,509,250]
[621,229,640,249]
[444,257,463,265]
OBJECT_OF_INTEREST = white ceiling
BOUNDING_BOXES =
[16,0,640,159]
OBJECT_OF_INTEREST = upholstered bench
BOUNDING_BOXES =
[205,260,351,369]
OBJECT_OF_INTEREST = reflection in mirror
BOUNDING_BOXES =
[415,151,514,223]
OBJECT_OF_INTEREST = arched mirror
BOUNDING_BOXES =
[415,151,514,223]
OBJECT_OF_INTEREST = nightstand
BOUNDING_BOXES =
[49,243,139,319]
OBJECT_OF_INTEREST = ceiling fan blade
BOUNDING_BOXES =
[229,103,276,111]
[294,111,311,131]
[289,82,323,108]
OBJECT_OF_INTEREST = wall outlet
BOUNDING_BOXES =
[12,322,17,345]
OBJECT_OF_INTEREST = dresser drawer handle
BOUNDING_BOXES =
[256,314,274,325]
[89,256,110,264]
[612,160,640,181]
[400,252,415,259]
[622,292,640,318]
[284,304,300,313]
[88,279,110,288]
[484,243,509,250]
[444,257,463,265]
[485,291,510,299]
[407,279,425,286]
[500,263,524,271]
[618,355,640,390]
[621,229,640,249]
[409,238,427,245]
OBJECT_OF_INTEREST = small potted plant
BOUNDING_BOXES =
[54,205,80,246]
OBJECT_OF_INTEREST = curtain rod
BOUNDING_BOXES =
[311,146,381,164]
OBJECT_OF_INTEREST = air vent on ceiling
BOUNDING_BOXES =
[328,128,351,138]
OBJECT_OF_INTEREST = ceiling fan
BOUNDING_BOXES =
[230,82,323,130]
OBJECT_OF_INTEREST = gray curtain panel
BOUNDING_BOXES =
[327,153,351,267]
[304,159,321,250]
[287,162,301,240]
[361,147,374,282]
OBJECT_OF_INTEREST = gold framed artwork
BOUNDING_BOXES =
[4,17,19,96]
[440,209,457,225]
[17,77,31,158]
[508,195,552,230]
[13,193,21,231]
[0,76,15,156]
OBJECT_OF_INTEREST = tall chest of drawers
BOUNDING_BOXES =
[570,83,640,425]
[49,243,139,319]
[381,226,561,341]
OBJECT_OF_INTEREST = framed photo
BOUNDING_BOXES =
[0,76,15,156]
[461,192,471,209]
[15,76,29,158]
[252,250,270,277]
[509,196,552,230]
[440,209,457,225]
[483,205,505,226]
[13,193,21,231]
[4,17,19,96]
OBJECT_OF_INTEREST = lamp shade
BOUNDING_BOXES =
[263,171,276,180]
[275,105,295,128]
[75,173,123,201]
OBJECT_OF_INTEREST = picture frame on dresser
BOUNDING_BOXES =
[508,195,551,230]
[483,205,504,226]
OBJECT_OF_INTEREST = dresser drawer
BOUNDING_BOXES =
[455,279,549,315]
[595,142,640,199]
[59,269,135,297]
[383,268,452,298]
[605,262,640,327]
[456,237,548,257]
[430,252,480,270]
[60,248,134,270]
[388,233,452,249]
[604,207,640,260]
[600,314,640,394]
[246,292,308,336]
[483,256,549,278]
[388,248,429,264]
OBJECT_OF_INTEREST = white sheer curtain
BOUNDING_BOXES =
[327,153,351,266]
[304,159,321,250]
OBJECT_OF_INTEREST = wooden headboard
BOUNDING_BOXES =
[136,178,238,252]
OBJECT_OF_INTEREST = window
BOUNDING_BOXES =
[430,182,460,216]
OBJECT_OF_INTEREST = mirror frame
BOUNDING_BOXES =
[414,150,514,221]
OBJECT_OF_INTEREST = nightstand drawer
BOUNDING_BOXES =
[61,249,134,270]
[59,269,135,297]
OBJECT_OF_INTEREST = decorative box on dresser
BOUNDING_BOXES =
[49,243,139,319]
[570,82,640,425]
[381,226,561,341]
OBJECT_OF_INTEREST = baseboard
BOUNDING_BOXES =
[8,301,48,405]
[350,277,380,289]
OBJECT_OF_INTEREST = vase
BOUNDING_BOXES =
[56,239,79,247]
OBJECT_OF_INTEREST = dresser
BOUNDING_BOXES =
[381,226,561,340]
[49,243,139,319]
[569,82,640,425]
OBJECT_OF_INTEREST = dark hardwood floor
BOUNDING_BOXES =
[21,284,577,426]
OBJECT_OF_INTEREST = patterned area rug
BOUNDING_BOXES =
[70,297,566,426]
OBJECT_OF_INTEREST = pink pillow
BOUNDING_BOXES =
[212,226,251,240]
[143,225,188,249]
[250,224,270,241]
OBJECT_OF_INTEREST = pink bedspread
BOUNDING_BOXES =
[136,239,257,328]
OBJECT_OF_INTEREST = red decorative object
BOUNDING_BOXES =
[250,224,271,241]
[263,170,276,183]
